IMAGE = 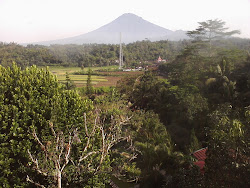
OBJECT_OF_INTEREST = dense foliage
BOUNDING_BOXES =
[0,20,250,187]
[0,43,62,67]
[117,20,250,187]
[0,40,184,68]
[0,64,124,187]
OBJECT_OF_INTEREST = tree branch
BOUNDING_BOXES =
[26,175,46,188]
[27,149,48,176]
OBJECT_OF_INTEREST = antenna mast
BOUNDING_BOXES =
[119,32,123,69]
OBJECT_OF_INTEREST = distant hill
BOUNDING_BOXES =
[30,13,189,45]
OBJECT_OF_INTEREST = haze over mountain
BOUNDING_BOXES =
[30,13,188,45]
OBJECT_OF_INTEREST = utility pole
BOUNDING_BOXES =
[119,32,123,69]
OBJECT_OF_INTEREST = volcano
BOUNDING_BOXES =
[31,13,188,45]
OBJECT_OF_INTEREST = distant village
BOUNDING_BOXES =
[122,55,167,71]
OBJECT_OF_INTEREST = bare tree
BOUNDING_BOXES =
[27,122,77,188]
[27,110,132,187]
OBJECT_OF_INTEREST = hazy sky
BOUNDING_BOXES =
[0,0,250,43]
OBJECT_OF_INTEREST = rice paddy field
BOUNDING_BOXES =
[40,66,143,87]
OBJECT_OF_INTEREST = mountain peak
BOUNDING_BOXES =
[118,13,142,19]
[96,13,172,35]
[29,13,188,45]
[111,13,145,25]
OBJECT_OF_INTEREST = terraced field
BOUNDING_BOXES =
[39,66,143,87]
[57,74,108,87]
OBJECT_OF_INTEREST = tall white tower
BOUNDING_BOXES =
[119,32,123,69]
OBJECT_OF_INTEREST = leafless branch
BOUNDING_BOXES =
[79,151,98,163]
[49,122,56,137]
[99,125,106,166]
[26,175,46,188]
[32,129,46,155]
[84,113,89,137]
[28,126,77,188]
[61,133,72,172]
[27,149,47,176]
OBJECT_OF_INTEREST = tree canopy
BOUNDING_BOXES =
[0,19,250,188]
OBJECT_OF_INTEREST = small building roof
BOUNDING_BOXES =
[158,56,162,61]
[191,147,208,174]
[192,147,207,161]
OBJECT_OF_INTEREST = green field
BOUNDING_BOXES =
[40,65,120,87]
[47,65,119,74]
[57,75,108,85]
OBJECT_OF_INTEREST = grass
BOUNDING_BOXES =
[56,75,108,82]
[39,65,143,88]
[39,65,124,87]
[43,65,119,74]
[47,65,118,72]
[56,73,108,87]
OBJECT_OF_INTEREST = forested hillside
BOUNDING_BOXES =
[0,20,250,188]
[0,40,185,68]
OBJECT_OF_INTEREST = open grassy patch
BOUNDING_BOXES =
[55,74,108,87]
[39,66,142,87]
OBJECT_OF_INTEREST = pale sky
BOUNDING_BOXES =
[0,0,250,43]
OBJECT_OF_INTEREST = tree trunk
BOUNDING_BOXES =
[57,170,62,188]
